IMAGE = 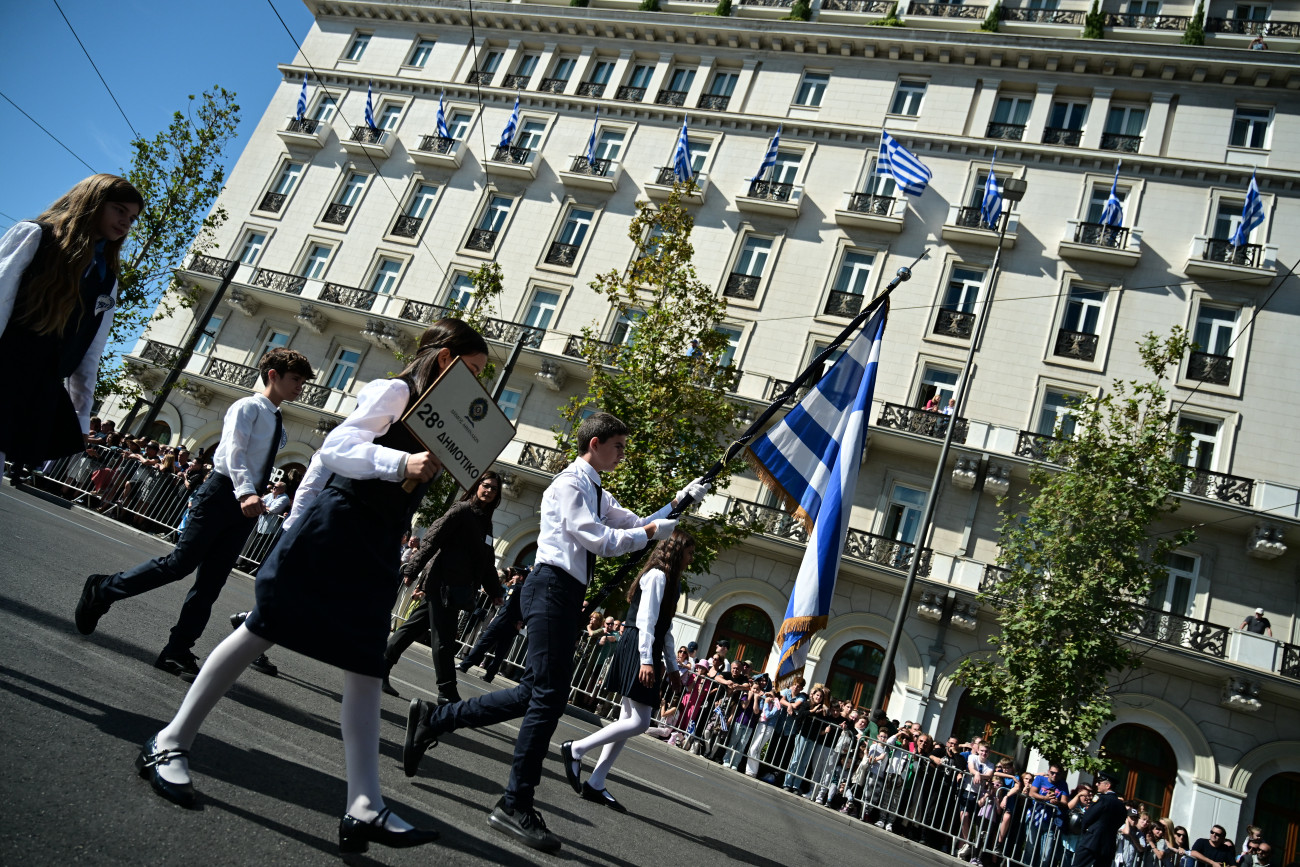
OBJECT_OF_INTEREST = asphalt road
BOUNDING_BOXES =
[0,483,953,866]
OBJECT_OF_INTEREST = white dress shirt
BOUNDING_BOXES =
[534,458,670,585]
[213,394,282,499]
[635,567,680,673]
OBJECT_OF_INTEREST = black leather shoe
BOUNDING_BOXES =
[436,686,461,705]
[456,660,471,674]
[249,654,278,676]
[338,806,439,854]
[487,797,561,853]
[582,782,627,813]
[136,736,196,808]
[381,676,400,698]
[480,671,496,684]
[402,699,438,778]
[155,648,201,682]
[75,574,110,635]
[560,741,582,794]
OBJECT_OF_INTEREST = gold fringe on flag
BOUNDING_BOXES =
[773,614,828,689]
[745,447,813,533]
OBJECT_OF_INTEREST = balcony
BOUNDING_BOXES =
[877,402,969,445]
[1104,12,1191,32]
[986,122,1026,141]
[321,203,352,226]
[999,7,1086,26]
[341,125,392,159]
[537,77,569,94]
[1058,220,1141,266]
[576,82,605,98]
[563,334,625,367]
[256,191,287,214]
[644,167,710,204]
[319,283,379,311]
[942,205,1018,248]
[399,298,454,326]
[819,0,897,22]
[1184,236,1276,285]
[690,360,742,393]
[517,441,569,474]
[390,214,424,239]
[697,93,731,111]
[480,316,545,348]
[1182,468,1254,507]
[765,377,811,407]
[558,155,622,193]
[186,254,235,280]
[410,134,463,169]
[823,290,865,319]
[723,272,761,301]
[1015,430,1062,462]
[736,179,803,217]
[1282,643,1300,680]
[1186,350,1232,386]
[932,308,975,340]
[486,144,538,180]
[276,116,329,148]
[834,191,904,233]
[465,228,500,254]
[543,241,580,267]
[467,70,494,86]
[250,267,306,296]
[726,498,808,544]
[1131,605,1229,659]
[1205,17,1300,37]
[615,85,646,102]
[501,74,530,89]
[1042,127,1083,147]
[1052,329,1099,363]
[1100,132,1142,153]
[655,89,688,107]
[908,1,987,29]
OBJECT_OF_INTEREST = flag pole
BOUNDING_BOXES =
[582,248,930,614]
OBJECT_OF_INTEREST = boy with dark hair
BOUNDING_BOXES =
[75,348,314,680]
[403,410,707,853]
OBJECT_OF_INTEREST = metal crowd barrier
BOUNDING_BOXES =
[30,449,193,535]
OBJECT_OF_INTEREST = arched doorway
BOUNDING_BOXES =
[953,690,1018,764]
[709,604,774,671]
[826,640,892,712]
[511,542,537,569]
[1100,724,1176,817]
[141,420,172,445]
[1253,772,1300,865]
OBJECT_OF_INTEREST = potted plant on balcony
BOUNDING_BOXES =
[1182,0,1206,45]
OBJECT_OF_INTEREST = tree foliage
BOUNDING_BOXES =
[1082,0,1106,38]
[981,1,1001,32]
[101,87,241,403]
[785,0,812,21]
[714,0,733,16]
[562,183,754,603]
[956,330,1196,772]
[1182,0,1206,45]
[868,3,905,26]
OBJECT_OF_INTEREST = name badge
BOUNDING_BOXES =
[93,294,116,316]
[485,535,493,546]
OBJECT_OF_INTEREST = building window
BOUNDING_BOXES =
[863,157,897,197]
[1045,100,1089,146]
[700,70,737,109]
[629,64,655,89]
[377,104,402,133]
[1055,283,1106,361]
[1252,773,1300,867]
[1104,105,1147,139]
[725,236,772,299]
[260,162,303,213]
[511,119,546,163]
[238,232,267,265]
[324,172,367,225]
[666,67,696,93]
[1086,184,1128,224]
[551,56,577,82]
[1179,416,1221,472]
[794,71,829,107]
[889,80,927,116]
[611,309,643,346]
[312,95,337,123]
[326,347,362,391]
[547,208,594,266]
[480,196,511,232]
[714,324,742,369]
[497,387,523,422]
[589,60,615,86]
[684,137,711,174]
[825,249,874,316]
[447,273,475,310]
[469,50,502,84]
[826,641,892,711]
[934,266,985,339]
[1193,304,1237,357]
[1128,0,1159,13]
[1037,388,1082,438]
[300,245,332,280]
[989,95,1033,139]
[407,183,439,221]
[523,290,560,330]
[1100,725,1176,818]
[1151,552,1199,617]
[407,38,436,68]
[709,604,775,671]
[883,483,926,547]
[344,33,371,62]
[195,313,223,355]
[918,364,958,409]
[368,258,403,295]
[261,328,292,358]
[954,691,1018,764]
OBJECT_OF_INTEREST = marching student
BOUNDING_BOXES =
[561,528,694,814]
[403,411,707,853]
[76,347,314,679]
[131,319,488,855]
[0,174,143,479]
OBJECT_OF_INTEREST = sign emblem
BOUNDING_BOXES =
[468,397,489,423]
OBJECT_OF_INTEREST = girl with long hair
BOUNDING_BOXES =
[0,174,143,475]
[135,319,488,855]
[561,529,696,813]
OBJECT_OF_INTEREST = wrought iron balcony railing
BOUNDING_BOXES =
[537,77,568,94]
[391,215,423,238]
[726,498,808,544]
[319,283,379,311]
[1104,12,1191,30]
[615,85,646,102]
[877,402,969,444]
[188,254,235,277]
[350,126,385,145]
[480,316,545,348]
[322,203,352,225]
[823,290,865,318]
[766,377,811,407]
[203,357,260,390]
[1202,239,1263,268]
[1282,642,1300,681]
[954,206,998,231]
[285,117,321,134]
[1182,468,1253,506]
[257,191,287,213]
[576,82,606,98]
[1074,222,1129,249]
[1000,7,1085,24]
[986,122,1026,141]
[1100,132,1142,153]
[820,0,893,11]
[723,272,761,300]
[1053,329,1099,362]
[698,94,731,111]
[846,192,895,215]
[932,308,975,339]
[544,241,580,267]
[140,340,182,367]
[417,134,456,155]
[568,155,612,177]
[491,144,531,165]
[250,268,306,295]
[501,74,530,89]
[747,179,795,202]
[399,298,454,326]
[910,2,986,18]
[846,526,934,575]
[655,89,688,107]
[1015,430,1062,462]
[1205,17,1299,36]
[1186,351,1232,385]
[1130,605,1229,659]
[297,381,330,408]
[467,70,494,86]
[980,565,1011,604]
[1042,127,1083,147]
[466,228,499,252]
[690,361,742,392]
[518,441,569,474]
[563,335,625,367]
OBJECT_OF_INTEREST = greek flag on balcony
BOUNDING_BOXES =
[296,76,308,121]
[1230,170,1264,248]
[876,130,933,197]
[672,116,693,183]
[747,300,889,684]
[364,81,376,130]
[585,110,600,168]
[1100,163,1125,228]
[499,96,520,149]
[436,92,450,139]
[981,165,1003,229]
[749,125,782,182]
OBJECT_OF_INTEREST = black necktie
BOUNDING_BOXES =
[588,481,603,584]
[261,410,282,489]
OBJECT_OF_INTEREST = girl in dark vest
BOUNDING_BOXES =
[0,174,143,476]
[561,529,695,813]
[136,319,488,855]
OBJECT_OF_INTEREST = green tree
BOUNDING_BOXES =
[981,1,1001,32]
[714,0,732,16]
[102,87,241,404]
[786,0,812,21]
[639,0,660,11]
[869,3,905,26]
[562,182,754,601]
[1082,0,1106,38]
[1182,0,1206,45]
[956,330,1196,772]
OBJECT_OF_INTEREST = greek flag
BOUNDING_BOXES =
[749,125,782,182]
[981,166,1003,229]
[672,116,693,183]
[364,81,376,129]
[499,96,520,149]
[296,76,307,121]
[877,130,933,197]
[1100,163,1125,228]
[748,301,889,684]
[436,92,450,139]
[1230,170,1264,247]
[585,109,600,167]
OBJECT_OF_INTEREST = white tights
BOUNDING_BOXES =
[570,697,652,790]
[154,625,409,830]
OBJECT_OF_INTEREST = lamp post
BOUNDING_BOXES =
[868,175,1028,722]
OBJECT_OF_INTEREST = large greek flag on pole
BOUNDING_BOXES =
[436,92,451,139]
[877,130,932,197]
[1100,163,1125,228]
[672,116,693,183]
[499,96,520,149]
[365,82,377,130]
[296,76,308,121]
[1230,170,1264,248]
[748,300,889,683]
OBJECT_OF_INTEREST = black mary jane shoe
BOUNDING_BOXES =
[581,781,627,814]
[560,741,582,794]
[135,736,196,808]
[339,806,440,854]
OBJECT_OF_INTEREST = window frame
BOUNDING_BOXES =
[497,386,525,423]
[539,201,602,274]
[255,159,307,218]
[341,32,371,63]
[405,37,437,69]
[816,239,883,322]
[236,227,271,266]
[1026,377,1098,441]
[194,311,226,356]
[1178,288,1253,395]
[317,169,371,232]
[1044,273,1119,373]
[1229,105,1272,150]
[518,282,569,332]
[793,70,830,108]
[323,343,366,392]
[459,190,518,258]
[296,240,337,282]
[888,79,928,118]
[364,253,408,296]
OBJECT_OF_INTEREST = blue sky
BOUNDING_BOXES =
[0,0,314,230]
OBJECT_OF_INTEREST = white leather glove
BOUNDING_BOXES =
[650,518,678,540]
[675,477,711,505]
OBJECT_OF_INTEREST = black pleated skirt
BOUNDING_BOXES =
[603,625,662,706]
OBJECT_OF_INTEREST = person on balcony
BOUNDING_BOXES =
[1239,607,1273,637]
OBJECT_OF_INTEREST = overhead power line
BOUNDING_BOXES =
[0,90,96,173]
[51,0,141,141]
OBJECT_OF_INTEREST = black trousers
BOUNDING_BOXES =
[99,472,256,653]
[383,587,469,697]
[464,590,522,676]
